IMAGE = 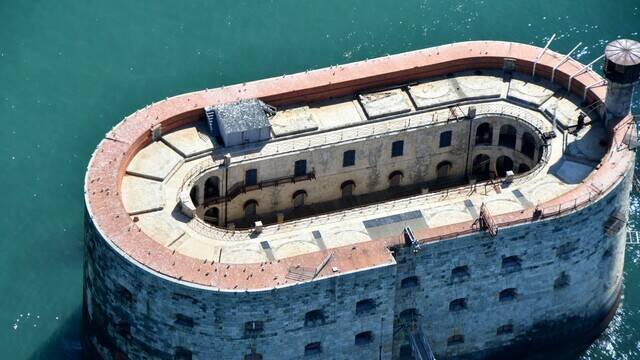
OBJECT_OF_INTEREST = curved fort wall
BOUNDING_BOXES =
[83,41,636,359]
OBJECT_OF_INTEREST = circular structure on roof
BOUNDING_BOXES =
[604,39,640,84]
[605,39,640,66]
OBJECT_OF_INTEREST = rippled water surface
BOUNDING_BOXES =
[0,1,638,359]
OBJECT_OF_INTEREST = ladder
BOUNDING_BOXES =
[628,230,640,245]
[404,325,437,360]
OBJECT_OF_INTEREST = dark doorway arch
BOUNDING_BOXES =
[517,163,531,174]
[436,161,453,179]
[521,132,536,159]
[190,185,199,206]
[204,176,220,200]
[243,200,258,217]
[388,171,404,188]
[475,123,493,145]
[498,124,517,149]
[340,180,355,200]
[496,156,514,177]
[204,207,219,226]
[472,154,491,180]
[292,190,307,208]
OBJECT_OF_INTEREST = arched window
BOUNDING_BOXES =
[204,176,220,199]
[472,154,491,180]
[341,180,356,200]
[400,276,419,289]
[244,354,263,360]
[447,334,464,346]
[502,255,522,273]
[292,190,307,208]
[174,347,192,360]
[498,124,517,149]
[204,207,219,226]
[475,122,493,145]
[304,342,322,356]
[449,298,467,312]
[554,272,570,289]
[356,299,376,315]
[243,200,258,217]
[495,156,514,177]
[388,171,403,187]
[521,132,536,159]
[355,331,373,346]
[304,309,325,327]
[499,288,518,302]
[436,161,453,179]
[517,163,530,174]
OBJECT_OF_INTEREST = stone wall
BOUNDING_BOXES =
[84,158,632,360]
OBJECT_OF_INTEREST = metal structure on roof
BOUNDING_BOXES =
[205,99,274,147]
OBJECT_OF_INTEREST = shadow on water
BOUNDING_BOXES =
[28,306,83,360]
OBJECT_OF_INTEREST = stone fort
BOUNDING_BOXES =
[83,40,639,359]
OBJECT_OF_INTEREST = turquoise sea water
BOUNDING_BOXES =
[0,1,638,359]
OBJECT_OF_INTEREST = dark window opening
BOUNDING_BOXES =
[451,265,470,281]
[392,140,404,157]
[355,331,374,346]
[472,154,491,180]
[521,132,536,159]
[497,324,514,335]
[343,150,356,167]
[189,186,199,206]
[554,272,571,289]
[244,354,263,360]
[449,298,467,312]
[174,347,192,360]
[495,156,514,177]
[304,310,325,327]
[304,342,322,356]
[389,170,404,187]
[116,286,133,304]
[498,124,517,149]
[294,159,307,177]
[204,176,220,199]
[244,320,264,335]
[447,334,465,346]
[204,207,220,226]
[175,314,194,328]
[436,161,453,179]
[401,276,419,289]
[245,169,258,186]
[341,181,356,200]
[292,190,308,208]
[356,299,376,315]
[475,123,493,145]
[502,255,522,273]
[517,163,531,174]
[244,200,258,217]
[440,131,452,148]
[499,288,518,302]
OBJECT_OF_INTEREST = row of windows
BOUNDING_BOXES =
[446,323,514,347]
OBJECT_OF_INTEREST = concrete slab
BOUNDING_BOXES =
[311,99,364,130]
[121,175,164,214]
[136,211,185,247]
[424,203,474,228]
[507,75,559,107]
[126,141,183,181]
[359,88,413,118]
[550,159,594,184]
[162,123,217,158]
[408,74,502,109]
[270,106,318,137]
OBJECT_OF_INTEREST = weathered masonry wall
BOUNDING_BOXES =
[390,166,632,359]
[83,157,632,360]
[194,114,543,226]
[84,220,397,360]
